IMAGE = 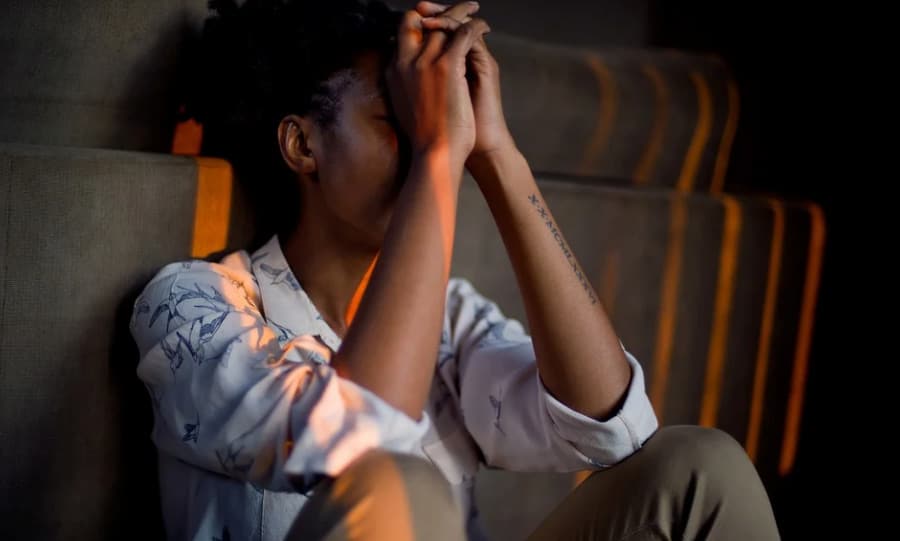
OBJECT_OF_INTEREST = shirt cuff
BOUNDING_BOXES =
[539,349,658,467]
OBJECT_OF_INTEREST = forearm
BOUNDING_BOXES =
[468,148,631,420]
[332,148,461,421]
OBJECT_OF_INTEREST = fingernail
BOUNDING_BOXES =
[469,1,479,8]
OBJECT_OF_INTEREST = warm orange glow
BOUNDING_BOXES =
[345,254,379,328]
[746,199,784,462]
[676,71,712,192]
[172,118,204,156]
[709,80,740,193]
[633,64,669,185]
[699,195,742,427]
[780,203,826,476]
[422,147,459,280]
[600,250,620,318]
[573,469,591,488]
[649,198,688,421]
[580,54,617,175]
[334,453,417,541]
[191,158,233,258]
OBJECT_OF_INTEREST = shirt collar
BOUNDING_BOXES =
[248,235,343,352]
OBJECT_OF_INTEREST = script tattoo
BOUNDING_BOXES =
[528,194,597,305]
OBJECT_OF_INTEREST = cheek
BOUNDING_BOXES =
[368,123,399,168]
[359,124,401,192]
[320,125,399,223]
[343,122,397,172]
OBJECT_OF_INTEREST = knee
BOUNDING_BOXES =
[577,427,778,539]
[289,450,465,540]
[639,426,761,496]
[387,451,454,498]
[340,449,454,504]
[351,449,447,484]
[653,426,747,470]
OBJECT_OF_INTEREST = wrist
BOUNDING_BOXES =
[410,144,467,188]
[413,139,469,170]
[465,140,525,186]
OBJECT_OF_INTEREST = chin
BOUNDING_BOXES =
[355,229,384,254]
[370,217,390,248]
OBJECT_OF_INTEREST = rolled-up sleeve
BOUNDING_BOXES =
[539,349,658,467]
[131,261,430,494]
[448,278,657,472]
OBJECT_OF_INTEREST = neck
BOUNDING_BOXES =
[280,202,378,340]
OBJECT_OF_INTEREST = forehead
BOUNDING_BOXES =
[345,51,389,106]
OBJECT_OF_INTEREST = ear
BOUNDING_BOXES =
[277,114,319,178]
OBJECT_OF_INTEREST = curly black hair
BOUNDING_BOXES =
[181,0,402,243]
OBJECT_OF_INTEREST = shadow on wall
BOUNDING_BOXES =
[111,8,200,153]
[107,284,166,541]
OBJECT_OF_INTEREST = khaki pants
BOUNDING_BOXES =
[286,426,780,540]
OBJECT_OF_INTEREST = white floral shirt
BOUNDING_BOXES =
[130,235,658,541]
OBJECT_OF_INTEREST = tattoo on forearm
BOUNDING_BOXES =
[528,193,597,305]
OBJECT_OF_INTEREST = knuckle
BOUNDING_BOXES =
[401,10,419,28]
[452,2,474,15]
